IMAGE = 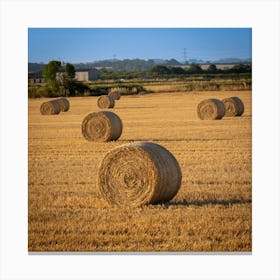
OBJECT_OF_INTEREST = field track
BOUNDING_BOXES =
[28,90,251,252]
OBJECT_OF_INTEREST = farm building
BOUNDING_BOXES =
[75,69,100,81]
[56,68,100,82]
[28,72,44,84]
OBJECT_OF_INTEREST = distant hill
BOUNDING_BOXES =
[28,59,181,72]
[211,58,252,64]
[28,57,251,72]
[72,58,182,72]
[28,63,45,73]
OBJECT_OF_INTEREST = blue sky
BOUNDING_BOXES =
[28,28,252,63]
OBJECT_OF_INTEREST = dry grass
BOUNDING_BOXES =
[28,90,252,252]
[144,79,251,92]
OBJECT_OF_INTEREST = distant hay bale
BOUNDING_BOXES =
[197,98,225,120]
[97,95,115,109]
[97,141,182,207]
[81,111,122,142]
[110,87,130,95]
[55,97,70,112]
[108,91,121,100]
[222,96,244,117]
[40,100,61,115]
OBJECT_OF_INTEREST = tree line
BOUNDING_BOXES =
[42,60,88,96]
[29,60,252,97]
[99,63,251,79]
[29,58,251,73]
[150,63,251,75]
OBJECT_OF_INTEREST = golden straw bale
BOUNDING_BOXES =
[222,96,244,117]
[197,98,225,120]
[108,91,121,100]
[97,95,115,109]
[97,141,182,207]
[81,111,122,142]
[55,97,70,112]
[40,100,61,115]
[110,87,130,95]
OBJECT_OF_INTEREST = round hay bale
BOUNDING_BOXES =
[222,96,244,117]
[97,95,115,109]
[197,98,225,120]
[97,141,182,207]
[40,100,61,115]
[55,97,70,112]
[81,111,122,142]
[108,91,121,100]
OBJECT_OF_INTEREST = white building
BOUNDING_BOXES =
[75,69,100,81]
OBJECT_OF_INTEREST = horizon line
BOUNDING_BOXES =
[28,57,253,64]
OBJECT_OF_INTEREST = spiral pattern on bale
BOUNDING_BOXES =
[197,98,225,120]
[108,91,121,100]
[222,96,244,117]
[97,141,182,207]
[40,100,61,115]
[97,95,115,109]
[55,97,70,112]
[81,111,122,142]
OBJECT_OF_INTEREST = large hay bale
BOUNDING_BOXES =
[222,96,244,117]
[81,111,122,142]
[197,98,225,120]
[97,95,115,109]
[108,91,121,100]
[55,97,70,112]
[97,141,182,207]
[40,100,61,115]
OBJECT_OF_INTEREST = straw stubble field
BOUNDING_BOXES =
[28,90,252,252]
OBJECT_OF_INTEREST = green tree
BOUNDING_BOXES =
[170,67,186,74]
[150,65,171,74]
[230,64,251,73]
[42,61,61,95]
[42,60,91,97]
[65,63,76,79]
[42,60,61,81]
[60,63,76,96]
[187,63,203,74]
[207,64,217,73]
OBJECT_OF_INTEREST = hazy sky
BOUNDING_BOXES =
[28,28,252,63]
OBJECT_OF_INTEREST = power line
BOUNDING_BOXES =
[183,48,188,64]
